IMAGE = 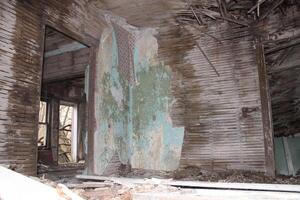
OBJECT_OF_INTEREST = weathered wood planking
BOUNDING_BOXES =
[261,6,300,138]
[92,1,266,172]
[0,0,43,175]
[269,65,300,137]
[43,47,89,82]
[91,1,299,175]
[178,23,266,172]
[256,4,299,175]
[44,28,81,52]
[0,0,299,176]
[0,0,104,175]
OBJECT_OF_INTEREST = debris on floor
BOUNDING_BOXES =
[40,177,180,200]
[172,166,300,184]
[0,166,83,200]
[124,166,300,184]
[63,175,300,200]
[38,162,85,180]
[2,165,300,200]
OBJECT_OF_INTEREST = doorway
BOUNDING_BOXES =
[37,26,90,172]
[266,42,300,176]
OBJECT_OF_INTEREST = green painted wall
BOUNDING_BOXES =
[94,28,130,174]
[93,24,184,174]
[274,137,289,175]
[287,137,300,174]
[129,29,184,171]
[130,59,184,171]
[274,137,300,175]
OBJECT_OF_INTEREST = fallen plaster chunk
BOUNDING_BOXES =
[0,166,83,200]
[56,184,84,200]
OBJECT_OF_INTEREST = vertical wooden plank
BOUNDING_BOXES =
[283,137,295,176]
[87,45,98,174]
[77,101,87,161]
[35,24,46,174]
[50,98,60,164]
[256,41,275,176]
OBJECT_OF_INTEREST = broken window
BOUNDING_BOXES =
[38,101,49,147]
[59,102,78,164]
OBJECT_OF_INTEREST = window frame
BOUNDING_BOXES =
[38,99,51,149]
[58,101,79,163]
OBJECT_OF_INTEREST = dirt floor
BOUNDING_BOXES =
[124,166,300,184]
[39,164,300,184]
[173,167,300,184]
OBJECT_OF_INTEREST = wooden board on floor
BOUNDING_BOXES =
[132,189,300,200]
[76,175,300,193]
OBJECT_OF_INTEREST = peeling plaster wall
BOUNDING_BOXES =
[130,31,184,171]
[94,27,130,174]
[93,18,184,174]
[91,1,273,174]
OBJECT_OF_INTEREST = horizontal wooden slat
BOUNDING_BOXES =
[0,0,103,176]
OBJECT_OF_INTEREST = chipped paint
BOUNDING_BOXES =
[94,26,130,174]
[131,28,184,171]
[130,58,184,171]
[94,20,184,174]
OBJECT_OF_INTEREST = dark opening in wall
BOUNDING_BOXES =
[266,43,300,176]
[37,27,90,173]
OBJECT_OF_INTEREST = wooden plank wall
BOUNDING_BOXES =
[43,30,90,82]
[0,0,43,175]
[179,23,266,172]
[0,0,104,175]
[43,48,89,82]
[269,57,300,137]
[44,29,78,52]
[1,0,298,176]
[254,4,300,175]
[92,1,269,173]
[262,6,300,138]
[90,1,298,175]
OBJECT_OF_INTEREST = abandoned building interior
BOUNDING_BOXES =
[0,0,300,199]
[37,27,89,174]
